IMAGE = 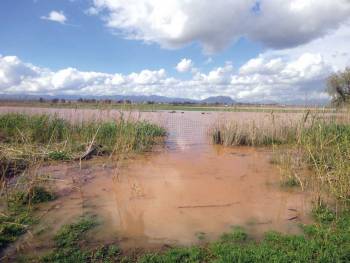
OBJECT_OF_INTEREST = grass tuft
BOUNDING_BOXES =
[10,186,56,205]
[42,217,121,263]
[0,186,55,251]
[136,208,350,262]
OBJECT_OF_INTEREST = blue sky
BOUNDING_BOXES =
[0,0,262,75]
[1,0,350,103]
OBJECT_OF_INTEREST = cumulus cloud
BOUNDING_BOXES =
[176,58,193,73]
[41,10,67,24]
[0,56,41,89]
[89,0,350,53]
[0,52,335,104]
[233,53,332,102]
[194,62,234,85]
[264,19,350,72]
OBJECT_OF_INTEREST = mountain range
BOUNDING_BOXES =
[0,94,236,105]
[0,93,329,106]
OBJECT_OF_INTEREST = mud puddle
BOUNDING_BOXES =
[6,146,312,258]
[2,110,313,258]
[106,145,312,249]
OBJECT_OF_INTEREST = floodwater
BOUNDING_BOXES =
[110,147,312,248]
[1,108,313,258]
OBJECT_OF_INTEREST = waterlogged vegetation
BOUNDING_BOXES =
[1,99,338,113]
[298,122,350,203]
[0,113,166,254]
[41,217,122,263]
[18,205,349,262]
[0,113,165,152]
[138,208,350,262]
[2,109,350,262]
[0,113,166,175]
[0,186,54,250]
[212,112,350,205]
[212,121,299,146]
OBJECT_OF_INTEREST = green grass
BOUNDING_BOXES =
[41,217,122,263]
[299,123,350,204]
[77,119,166,152]
[0,210,31,251]
[0,114,69,144]
[136,206,350,263]
[34,206,350,263]
[0,113,166,151]
[0,113,166,178]
[0,186,55,251]
[10,186,56,205]
[48,150,71,161]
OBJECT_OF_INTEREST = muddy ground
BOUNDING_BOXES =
[1,108,313,259]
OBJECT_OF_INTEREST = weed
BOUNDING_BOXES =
[48,150,71,161]
[42,217,121,263]
[219,226,248,243]
[54,217,97,247]
[281,177,300,188]
[195,232,206,241]
[138,247,207,263]
[136,208,350,263]
[0,186,55,252]
[9,186,55,205]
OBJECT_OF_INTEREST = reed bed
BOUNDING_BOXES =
[212,111,350,207]
[0,113,166,176]
[211,121,301,146]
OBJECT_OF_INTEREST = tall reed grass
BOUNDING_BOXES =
[212,111,350,207]
[212,122,300,146]
[0,113,166,180]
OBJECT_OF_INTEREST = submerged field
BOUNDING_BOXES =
[0,106,350,262]
[0,100,338,113]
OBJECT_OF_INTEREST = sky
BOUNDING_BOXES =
[1,0,350,104]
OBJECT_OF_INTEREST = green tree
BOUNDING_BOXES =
[327,67,350,106]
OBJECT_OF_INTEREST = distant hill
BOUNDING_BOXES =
[0,93,328,106]
[0,94,236,105]
[201,96,235,104]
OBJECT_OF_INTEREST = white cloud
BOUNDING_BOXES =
[194,62,234,85]
[89,0,350,53]
[263,19,350,72]
[176,58,193,73]
[240,57,284,75]
[232,53,332,103]
[41,11,67,24]
[0,56,41,89]
[0,52,336,104]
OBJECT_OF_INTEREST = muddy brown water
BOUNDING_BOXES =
[1,108,313,258]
